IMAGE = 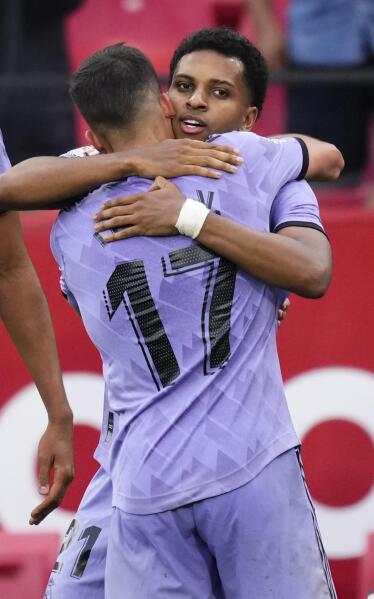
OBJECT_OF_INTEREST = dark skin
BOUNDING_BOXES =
[169,52,258,139]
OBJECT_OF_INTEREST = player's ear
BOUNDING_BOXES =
[86,129,105,152]
[241,106,258,132]
[160,92,176,119]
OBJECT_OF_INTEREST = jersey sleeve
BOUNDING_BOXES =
[269,180,325,234]
[266,137,309,187]
[0,130,11,215]
[0,131,11,173]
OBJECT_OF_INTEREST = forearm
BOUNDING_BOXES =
[272,134,344,181]
[198,212,331,298]
[0,154,135,210]
[0,261,71,420]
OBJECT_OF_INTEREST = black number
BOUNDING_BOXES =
[162,246,236,374]
[104,260,180,389]
[104,247,236,386]
[71,525,101,579]
[52,520,101,579]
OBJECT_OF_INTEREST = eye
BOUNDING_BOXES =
[175,81,192,92]
[212,89,229,98]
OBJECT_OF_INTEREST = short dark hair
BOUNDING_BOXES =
[70,43,160,132]
[169,28,268,113]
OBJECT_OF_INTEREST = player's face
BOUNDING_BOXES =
[168,50,258,141]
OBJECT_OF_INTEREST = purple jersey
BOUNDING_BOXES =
[0,130,11,173]
[0,130,11,215]
[51,131,323,515]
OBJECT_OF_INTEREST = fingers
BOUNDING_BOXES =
[94,204,134,224]
[93,192,143,216]
[30,466,74,526]
[30,496,57,525]
[38,454,52,495]
[101,226,140,243]
[187,140,240,156]
[201,149,244,166]
[148,176,168,192]
[187,155,240,174]
[95,214,134,232]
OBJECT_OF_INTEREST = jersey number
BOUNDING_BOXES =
[53,519,102,579]
[104,245,237,390]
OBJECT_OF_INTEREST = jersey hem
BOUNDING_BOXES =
[112,431,300,515]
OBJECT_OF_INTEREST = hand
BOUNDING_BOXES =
[277,298,290,327]
[127,138,243,179]
[94,177,185,241]
[29,414,74,525]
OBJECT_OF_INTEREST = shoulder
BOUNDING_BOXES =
[276,179,316,200]
[208,130,258,148]
[209,131,287,154]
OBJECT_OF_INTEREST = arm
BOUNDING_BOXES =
[0,140,242,210]
[197,216,331,298]
[0,212,74,524]
[244,0,286,69]
[273,134,345,181]
[93,178,332,299]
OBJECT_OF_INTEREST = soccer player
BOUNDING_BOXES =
[45,43,335,598]
[0,30,343,210]
[0,130,74,524]
[0,28,339,598]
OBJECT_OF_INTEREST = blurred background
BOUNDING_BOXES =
[0,1,373,598]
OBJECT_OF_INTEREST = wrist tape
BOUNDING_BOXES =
[175,198,210,239]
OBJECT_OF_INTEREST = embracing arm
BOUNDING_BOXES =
[94,178,332,299]
[0,140,241,210]
[275,135,344,181]
[0,212,74,524]
[197,215,331,298]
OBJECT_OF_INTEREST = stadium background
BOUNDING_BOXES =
[0,1,373,598]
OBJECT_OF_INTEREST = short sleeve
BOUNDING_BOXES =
[270,180,325,234]
[266,137,309,186]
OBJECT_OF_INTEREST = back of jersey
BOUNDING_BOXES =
[52,131,304,515]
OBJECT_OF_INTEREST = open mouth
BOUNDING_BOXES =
[180,116,207,135]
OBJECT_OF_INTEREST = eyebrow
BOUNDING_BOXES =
[174,73,235,88]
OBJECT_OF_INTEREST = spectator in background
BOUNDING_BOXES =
[246,0,374,184]
[0,0,83,164]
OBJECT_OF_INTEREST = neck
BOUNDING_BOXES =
[103,115,173,153]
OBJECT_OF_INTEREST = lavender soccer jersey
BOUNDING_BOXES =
[0,130,11,173]
[52,131,323,515]
[0,130,11,214]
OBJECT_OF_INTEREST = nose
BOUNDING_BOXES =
[186,88,207,110]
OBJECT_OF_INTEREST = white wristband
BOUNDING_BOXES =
[175,198,210,239]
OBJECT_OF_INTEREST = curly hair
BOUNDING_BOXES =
[169,28,269,113]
